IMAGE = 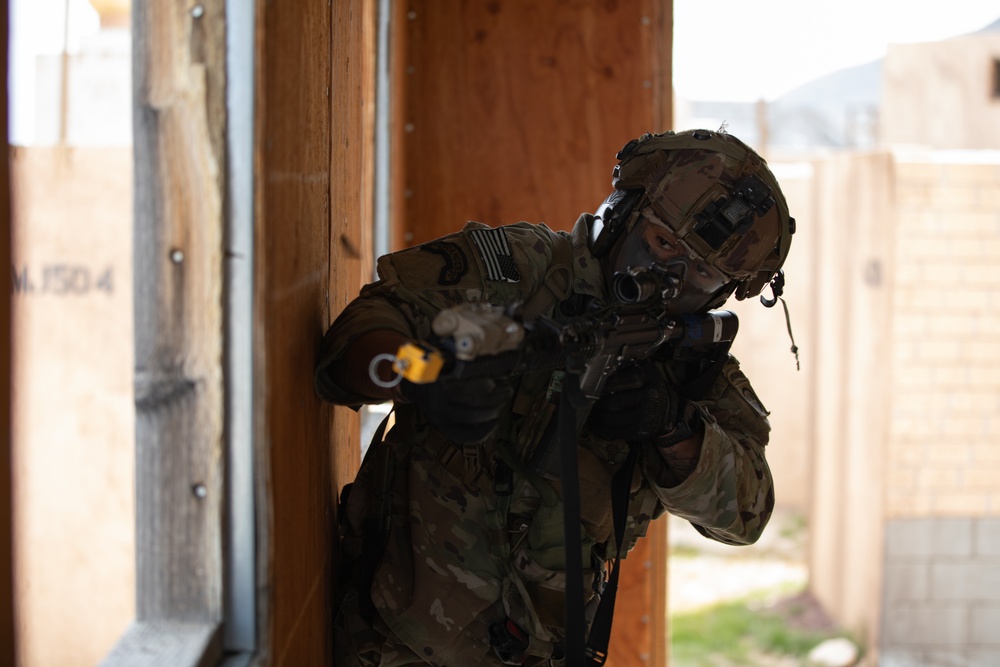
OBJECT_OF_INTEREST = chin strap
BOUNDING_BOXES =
[761,270,800,371]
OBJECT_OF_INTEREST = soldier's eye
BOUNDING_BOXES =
[655,235,675,251]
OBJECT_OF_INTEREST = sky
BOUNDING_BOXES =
[9,0,1000,141]
[673,0,1000,102]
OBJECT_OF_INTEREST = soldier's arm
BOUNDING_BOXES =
[316,221,567,407]
[642,357,774,545]
[321,328,412,404]
[649,419,705,485]
[314,283,422,408]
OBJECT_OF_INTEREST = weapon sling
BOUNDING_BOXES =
[558,374,639,667]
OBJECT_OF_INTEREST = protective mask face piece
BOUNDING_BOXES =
[611,211,729,313]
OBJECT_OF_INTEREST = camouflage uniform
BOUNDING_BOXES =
[316,214,774,667]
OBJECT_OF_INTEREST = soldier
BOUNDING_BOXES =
[316,129,795,667]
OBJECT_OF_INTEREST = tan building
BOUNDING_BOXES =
[881,28,1000,149]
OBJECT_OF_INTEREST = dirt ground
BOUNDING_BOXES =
[668,508,834,633]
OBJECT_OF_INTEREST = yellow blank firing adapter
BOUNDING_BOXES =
[393,342,445,384]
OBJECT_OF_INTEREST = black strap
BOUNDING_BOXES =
[557,373,641,667]
[558,373,589,667]
[355,408,395,620]
[585,445,639,665]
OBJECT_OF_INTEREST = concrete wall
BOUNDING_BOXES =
[807,152,895,648]
[725,161,816,513]
[882,33,1000,150]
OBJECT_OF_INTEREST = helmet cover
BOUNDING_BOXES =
[608,129,794,303]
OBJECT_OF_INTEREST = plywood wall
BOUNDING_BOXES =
[1,0,13,660]
[391,0,672,245]
[11,147,135,667]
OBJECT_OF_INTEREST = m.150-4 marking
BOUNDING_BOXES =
[11,263,114,296]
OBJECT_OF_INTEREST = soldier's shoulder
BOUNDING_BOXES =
[379,229,484,292]
[719,356,769,419]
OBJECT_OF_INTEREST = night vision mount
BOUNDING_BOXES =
[692,173,775,250]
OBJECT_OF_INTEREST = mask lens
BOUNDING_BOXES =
[637,219,727,292]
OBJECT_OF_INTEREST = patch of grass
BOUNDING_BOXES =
[778,513,807,542]
[670,588,842,667]
[669,542,705,559]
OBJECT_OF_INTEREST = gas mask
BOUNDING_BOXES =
[609,208,730,314]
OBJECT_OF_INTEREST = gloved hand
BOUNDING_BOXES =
[400,376,514,444]
[588,362,679,442]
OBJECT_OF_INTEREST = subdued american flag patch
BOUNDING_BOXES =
[469,227,521,283]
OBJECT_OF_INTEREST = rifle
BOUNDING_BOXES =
[393,267,739,399]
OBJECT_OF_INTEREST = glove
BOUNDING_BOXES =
[400,376,514,444]
[588,362,679,442]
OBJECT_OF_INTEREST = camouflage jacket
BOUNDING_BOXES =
[316,216,774,666]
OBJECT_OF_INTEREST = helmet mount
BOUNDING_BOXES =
[692,173,774,250]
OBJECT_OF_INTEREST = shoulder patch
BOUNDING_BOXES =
[723,363,770,418]
[421,241,469,285]
[469,227,521,283]
[740,386,769,418]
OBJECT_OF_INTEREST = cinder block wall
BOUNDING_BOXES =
[888,156,1000,517]
[881,518,1000,665]
[880,154,1000,665]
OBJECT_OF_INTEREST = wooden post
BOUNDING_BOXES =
[128,0,227,649]
[253,0,334,657]
[391,0,673,246]
[253,0,375,662]
[103,2,228,663]
[131,0,227,621]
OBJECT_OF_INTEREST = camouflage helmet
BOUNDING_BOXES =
[592,129,794,303]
